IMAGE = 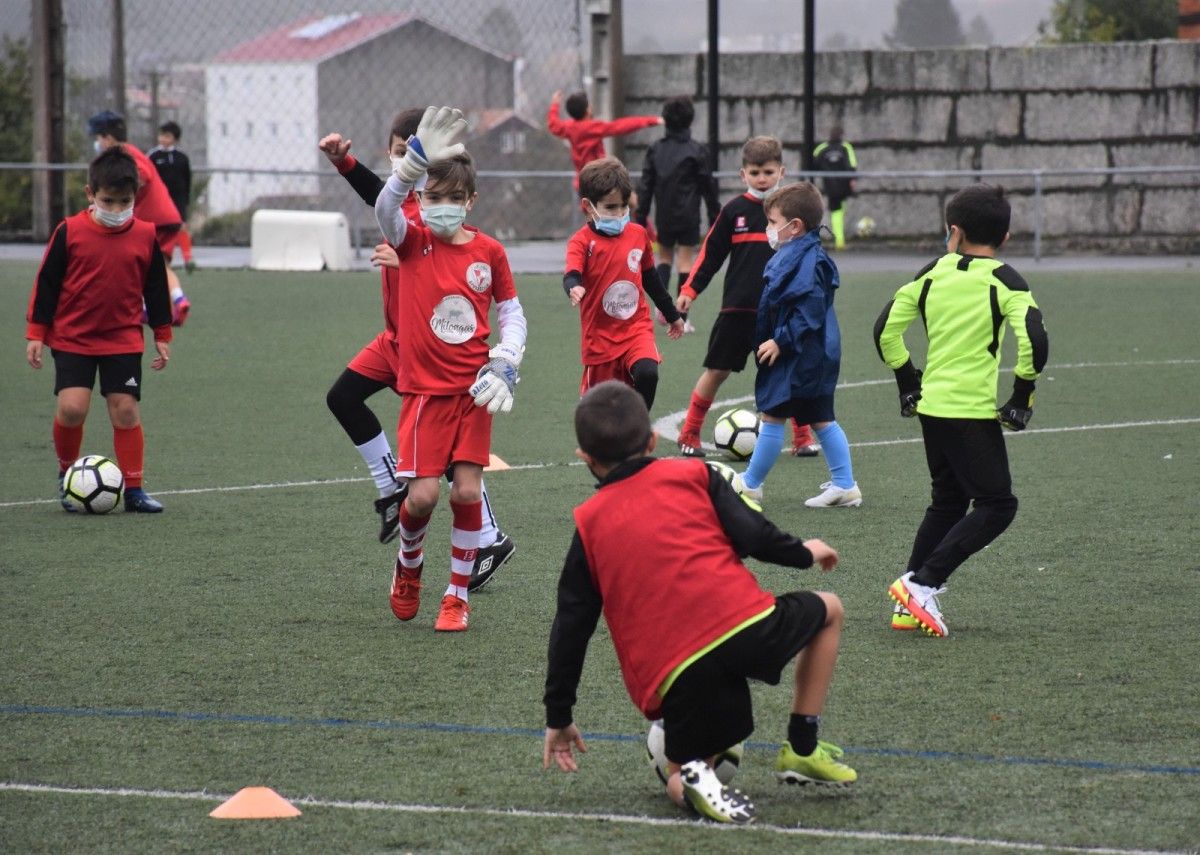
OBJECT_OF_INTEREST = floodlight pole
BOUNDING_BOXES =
[31,0,66,241]
[802,0,815,172]
[111,0,126,116]
[707,0,719,170]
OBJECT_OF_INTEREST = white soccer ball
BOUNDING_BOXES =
[855,215,876,237]
[646,719,742,786]
[712,408,760,460]
[62,454,124,514]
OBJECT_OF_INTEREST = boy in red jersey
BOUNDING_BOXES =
[546,90,662,189]
[675,136,820,458]
[563,157,685,410]
[374,107,527,633]
[26,146,173,513]
[317,112,515,590]
[88,111,190,326]
[542,382,856,825]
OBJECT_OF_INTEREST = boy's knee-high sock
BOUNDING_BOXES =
[656,262,672,290]
[447,500,482,600]
[743,420,786,489]
[479,479,500,545]
[682,392,714,439]
[815,422,854,488]
[179,228,193,262]
[53,419,84,473]
[830,208,846,248]
[112,424,145,488]
[354,432,400,497]
[397,504,431,571]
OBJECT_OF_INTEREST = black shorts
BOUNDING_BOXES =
[52,350,143,401]
[659,590,827,763]
[655,222,700,249]
[762,395,835,424]
[702,312,758,372]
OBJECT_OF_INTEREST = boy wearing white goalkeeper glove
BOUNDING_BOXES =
[471,342,523,414]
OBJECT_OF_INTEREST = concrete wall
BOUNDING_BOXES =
[622,42,1200,252]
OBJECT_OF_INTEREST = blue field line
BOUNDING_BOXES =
[4,702,1199,778]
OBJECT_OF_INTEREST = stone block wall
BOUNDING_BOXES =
[621,41,1200,252]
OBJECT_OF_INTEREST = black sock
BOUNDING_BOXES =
[788,714,820,755]
[676,271,688,292]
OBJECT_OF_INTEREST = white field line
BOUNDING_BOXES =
[3,359,1196,510]
[0,782,1189,855]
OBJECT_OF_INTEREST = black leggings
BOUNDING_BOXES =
[326,368,390,446]
[630,359,659,412]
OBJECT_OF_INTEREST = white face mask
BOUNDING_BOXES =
[93,140,103,154]
[94,205,134,228]
[766,226,783,251]
[421,204,467,238]
[746,181,780,200]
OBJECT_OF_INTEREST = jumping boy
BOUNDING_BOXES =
[635,96,719,315]
[729,183,862,509]
[88,111,191,326]
[543,381,856,825]
[26,146,173,513]
[318,112,515,592]
[374,107,528,632]
[675,136,819,458]
[546,89,662,189]
[564,157,685,410]
[874,184,1048,637]
[147,121,196,272]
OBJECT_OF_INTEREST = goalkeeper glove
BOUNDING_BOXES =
[391,106,468,185]
[470,343,522,415]
[893,359,923,418]
[997,377,1036,431]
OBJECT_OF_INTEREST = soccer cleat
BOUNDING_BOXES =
[57,472,77,513]
[374,482,408,544]
[469,532,516,592]
[679,760,756,824]
[730,472,763,505]
[804,481,863,508]
[390,561,422,621]
[184,259,197,274]
[888,571,949,637]
[792,442,821,457]
[123,487,164,513]
[434,593,470,632]
[171,294,191,327]
[775,740,858,787]
[791,424,821,457]
[676,433,706,458]
[891,603,920,631]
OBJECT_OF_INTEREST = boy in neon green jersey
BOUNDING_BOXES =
[873,184,1049,637]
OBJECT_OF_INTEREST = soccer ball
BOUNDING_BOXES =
[855,215,876,237]
[712,408,760,460]
[646,719,743,786]
[62,454,124,514]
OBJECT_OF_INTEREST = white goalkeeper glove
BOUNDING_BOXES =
[470,343,523,415]
[392,106,468,185]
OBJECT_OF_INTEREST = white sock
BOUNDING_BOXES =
[354,431,399,497]
[480,479,500,545]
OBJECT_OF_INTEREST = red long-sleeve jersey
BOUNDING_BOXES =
[546,101,660,184]
[122,143,182,230]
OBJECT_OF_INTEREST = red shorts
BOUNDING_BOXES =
[395,393,491,478]
[347,332,400,386]
[579,338,661,396]
[156,225,184,257]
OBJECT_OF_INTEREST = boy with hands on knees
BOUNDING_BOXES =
[375,107,528,632]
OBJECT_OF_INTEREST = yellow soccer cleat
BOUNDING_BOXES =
[775,740,857,787]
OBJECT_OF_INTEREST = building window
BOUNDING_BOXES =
[501,131,526,155]
[246,122,253,138]
[220,121,228,137]
[269,122,278,137]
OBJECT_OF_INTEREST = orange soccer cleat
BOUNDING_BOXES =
[390,561,422,621]
[434,593,470,632]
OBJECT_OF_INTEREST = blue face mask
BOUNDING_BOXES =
[590,203,629,236]
[421,204,467,238]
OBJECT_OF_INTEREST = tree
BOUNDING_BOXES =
[0,37,32,233]
[479,6,524,57]
[1040,0,1176,42]
[964,14,995,45]
[885,0,966,49]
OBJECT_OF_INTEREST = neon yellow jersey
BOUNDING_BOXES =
[874,253,1048,419]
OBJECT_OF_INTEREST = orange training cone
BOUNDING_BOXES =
[209,786,301,819]
[485,453,511,472]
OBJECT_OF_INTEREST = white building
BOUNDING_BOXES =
[205,12,514,216]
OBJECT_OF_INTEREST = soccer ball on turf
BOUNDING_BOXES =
[712,408,760,460]
[646,719,742,786]
[855,215,876,237]
[62,454,124,514]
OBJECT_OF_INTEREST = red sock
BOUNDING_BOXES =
[179,228,194,262]
[53,419,84,473]
[682,392,713,440]
[449,499,483,594]
[398,503,432,571]
[112,424,145,488]
[792,419,814,447]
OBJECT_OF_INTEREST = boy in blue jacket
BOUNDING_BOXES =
[731,183,861,508]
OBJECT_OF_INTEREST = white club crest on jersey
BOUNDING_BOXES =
[466,261,492,293]
[602,280,640,320]
[430,294,476,344]
[626,248,643,273]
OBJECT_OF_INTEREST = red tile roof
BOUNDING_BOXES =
[212,12,416,64]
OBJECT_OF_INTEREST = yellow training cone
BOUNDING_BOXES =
[209,787,301,819]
